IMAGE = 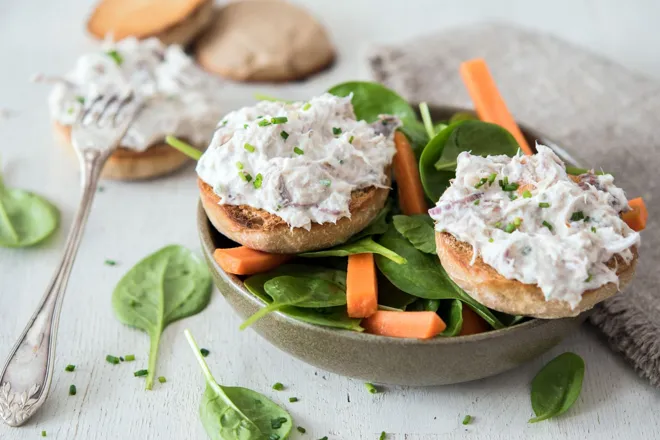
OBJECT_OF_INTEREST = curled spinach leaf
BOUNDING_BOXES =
[328,81,417,123]
[112,245,212,390]
[392,215,436,254]
[437,299,464,336]
[184,330,292,440]
[299,237,406,264]
[0,170,59,247]
[529,352,585,423]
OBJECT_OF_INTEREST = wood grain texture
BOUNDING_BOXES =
[1,0,659,438]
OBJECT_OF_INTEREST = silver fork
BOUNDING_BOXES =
[0,93,140,427]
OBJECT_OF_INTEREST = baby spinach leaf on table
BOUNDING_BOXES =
[299,237,406,264]
[350,199,393,242]
[0,170,59,247]
[328,81,418,123]
[112,245,212,390]
[392,215,436,254]
[241,276,347,329]
[184,330,292,440]
[529,352,585,423]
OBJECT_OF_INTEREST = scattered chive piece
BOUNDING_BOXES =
[104,259,117,266]
[221,120,228,126]
[474,178,488,189]
[488,238,494,243]
[494,222,502,228]
[236,161,244,170]
[244,124,249,129]
[271,116,288,124]
[503,183,519,191]
[272,382,284,391]
[65,364,75,372]
[134,369,149,377]
[244,143,256,153]
[513,217,523,227]
[125,354,135,362]
[106,49,123,65]
[289,397,299,402]
[522,190,532,198]
[257,115,263,119]
[280,130,289,140]
[591,226,597,233]
[364,383,378,394]
[239,171,253,183]
[570,211,585,221]
[319,437,328,440]
[379,432,387,440]
[253,173,263,189]
[539,202,551,208]
[258,119,271,127]
[585,274,592,282]
[332,127,342,135]
[297,426,306,434]
[67,107,74,115]
[106,355,120,365]
[473,200,480,206]
[120,356,125,362]
[293,146,304,155]
[487,173,497,184]
[69,385,76,396]
[349,135,355,144]
[200,348,210,357]
[158,376,167,384]
[542,220,553,231]
[503,176,509,186]
[270,416,288,429]
[75,96,85,104]
[504,223,516,233]
[509,193,518,201]
[584,216,591,222]
[462,415,473,425]
[319,179,331,187]
[268,435,280,440]
[302,103,311,111]
[42,430,47,437]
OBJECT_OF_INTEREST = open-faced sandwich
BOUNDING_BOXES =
[47,37,222,180]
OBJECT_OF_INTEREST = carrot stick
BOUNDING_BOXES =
[622,197,648,232]
[459,58,533,156]
[458,304,490,336]
[393,131,427,215]
[362,310,446,339]
[346,253,378,318]
[213,246,291,275]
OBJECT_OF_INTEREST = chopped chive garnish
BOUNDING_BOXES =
[244,124,249,129]
[503,176,509,186]
[125,354,135,362]
[69,385,76,396]
[221,120,228,126]
[120,356,125,362]
[293,146,304,155]
[513,217,523,226]
[106,355,120,365]
[65,364,75,372]
[239,171,253,182]
[253,173,263,189]
[462,415,473,425]
[332,127,342,135]
[104,259,116,266]
[319,437,329,440]
[200,348,210,357]
[244,143,256,153]
[585,274,592,282]
[379,432,387,440]
[106,49,123,65]
[542,220,553,231]
[257,115,263,119]
[504,223,516,233]
[364,383,378,394]
[474,199,480,206]
[258,119,271,127]
[134,369,148,377]
[67,107,74,115]
[271,116,288,124]
[349,135,354,144]
[280,130,289,140]
[270,416,288,429]
[319,179,331,187]
[158,376,167,384]
[302,103,311,111]
[591,226,597,233]
[570,211,585,221]
[42,430,47,437]
[75,96,85,104]
[522,190,532,198]
[487,173,497,184]
[165,135,202,161]
[584,216,591,222]
[539,202,551,208]
[236,161,244,170]
[503,183,519,191]
[288,397,299,402]
[297,426,306,434]
[494,222,502,228]
[488,238,494,243]
[474,178,488,189]
[509,193,518,200]
[272,382,284,391]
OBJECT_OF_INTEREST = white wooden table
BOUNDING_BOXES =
[1,1,659,439]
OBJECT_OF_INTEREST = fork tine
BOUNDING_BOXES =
[112,93,138,129]
[79,94,104,126]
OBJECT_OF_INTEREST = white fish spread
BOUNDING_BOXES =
[429,145,640,307]
[196,94,397,230]
[48,37,222,151]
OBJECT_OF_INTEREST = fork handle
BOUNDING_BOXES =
[0,150,108,427]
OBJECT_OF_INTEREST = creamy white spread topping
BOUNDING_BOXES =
[430,145,640,307]
[196,94,397,230]
[48,37,222,151]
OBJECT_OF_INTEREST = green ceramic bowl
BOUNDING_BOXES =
[197,105,588,386]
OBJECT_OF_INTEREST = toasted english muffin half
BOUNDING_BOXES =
[436,232,637,319]
[53,122,190,181]
[199,178,390,254]
[87,0,214,46]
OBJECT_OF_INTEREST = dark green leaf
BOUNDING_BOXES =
[529,352,585,423]
[392,215,436,254]
[376,272,418,310]
[299,237,406,264]
[406,299,441,312]
[397,120,429,159]
[327,81,417,123]
[437,299,464,336]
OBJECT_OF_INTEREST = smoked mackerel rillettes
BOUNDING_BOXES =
[429,145,640,308]
[196,93,399,230]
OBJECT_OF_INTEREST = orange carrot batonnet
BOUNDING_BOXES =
[346,253,378,318]
[622,197,648,232]
[213,246,291,275]
[458,304,490,336]
[362,310,446,339]
[393,131,427,215]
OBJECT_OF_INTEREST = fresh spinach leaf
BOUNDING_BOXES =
[299,237,406,264]
[327,81,417,123]
[241,276,347,329]
[437,299,464,336]
[529,352,585,423]
[112,245,212,390]
[0,170,59,247]
[406,299,441,312]
[184,330,292,440]
[377,272,418,310]
[392,215,436,254]
[350,199,393,242]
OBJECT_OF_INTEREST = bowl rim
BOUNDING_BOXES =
[197,104,585,346]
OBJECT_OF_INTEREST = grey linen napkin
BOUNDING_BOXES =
[368,23,659,386]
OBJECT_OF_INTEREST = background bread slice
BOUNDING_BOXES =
[195,1,335,82]
[199,178,389,254]
[436,232,637,319]
[53,122,190,181]
[87,0,214,46]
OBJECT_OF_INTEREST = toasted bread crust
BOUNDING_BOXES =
[436,232,637,319]
[53,122,190,181]
[199,178,389,254]
[87,0,213,46]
